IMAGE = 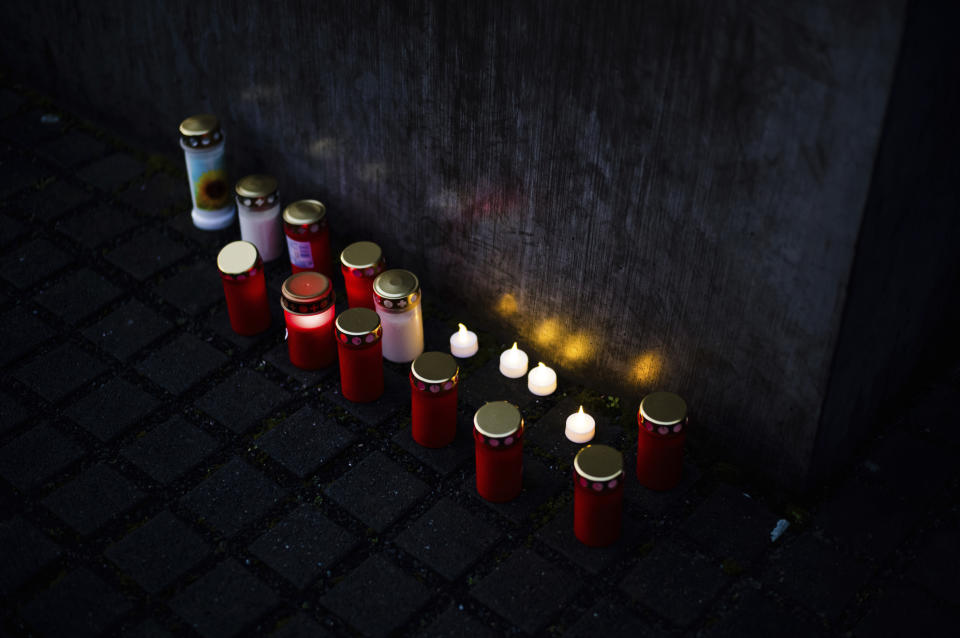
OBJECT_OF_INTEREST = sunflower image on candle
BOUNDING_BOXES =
[179,114,235,230]
[195,169,230,210]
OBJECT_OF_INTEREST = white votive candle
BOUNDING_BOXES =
[450,323,478,358]
[499,342,529,378]
[565,405,596,443]
[527,362,557,396]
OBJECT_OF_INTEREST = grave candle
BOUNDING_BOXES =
[573,444,624,547]
[340,241,385,310]
[499,342,528,378]
[281,271,336,370]
[527,362,557,396]
[179,114,235,230]
[565,405,596,443]
[373,269,424,363]
[283,199,332,277]
[217,240,270,335]
[235,174,283,262]
[636,391,687,491]
[449,323,478,358]
[410,351,459,447]
[473,401,524,502]
[335,307,384,403]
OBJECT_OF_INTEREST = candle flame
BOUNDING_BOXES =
[511,342,518,351]
[538,362,546,368]
[578,405,585,415]
[458,323,467,335]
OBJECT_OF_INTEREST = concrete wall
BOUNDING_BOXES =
[1,0,910,489]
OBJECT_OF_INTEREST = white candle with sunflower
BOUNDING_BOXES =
[179,114,236,230]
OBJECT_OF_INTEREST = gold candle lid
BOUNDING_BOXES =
[574,444,623,482]
[336,307,381,335]
[217,240,260,276]
[281,271,334,314]
[639,391,687,425]
[474,401,522,439]
[411,351,459,385]
[340,241,383,270]
[235,174,279,207]
[283,199,326,226]
[179,114,223,148]
[373,269,420,312]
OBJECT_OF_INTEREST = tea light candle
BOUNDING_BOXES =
[499,342,529,378]
[528,362,557,396]
[565,405,596,443]
[450,323,478,358]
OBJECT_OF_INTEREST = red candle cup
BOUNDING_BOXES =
[340,241,385,310]
[636,391,688,491]
[217,240,270,336]
[335,307,384,402]
[474,401,524,502]
[573,444,624,547]
[410,352,459,448]
[283,199,331,277]
[281,271,336,370]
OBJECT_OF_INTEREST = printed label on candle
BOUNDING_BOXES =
[286,237,314,268]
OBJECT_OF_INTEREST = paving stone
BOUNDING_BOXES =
[262,340,336,387]
[56,201,141,248]
[620,539,728,628]
[122,619,176,638]
[105,510,210,594]
[181,458,287,537]
[564,600,663,638]
[0,236,72,288]
[270,613,332,638]
[206,303,283,350]
[325,451,430,533]
[0,390,30,435]
[20,179,93,222]
[319,553,432,637]
[249,505,359,589]
[393,410,476,476]
[22,567,131,638]
[0,88,23,118]
[82,299,173,360]
[525,396,622,465]
[135,333,227,395]
[0,212,26,246]
[106,230,189,280]
[907,384,960,446]
[861,429,953,499]
[761,534,872,619]
[0,515,61,594]
[0,305,55,365]
[623,455,702,514]
[702,587,824,638]
[907,526,960,606]
[397,497,501,581]
[42,463,144,535]
[33,266,123,323]
[37,129,109,167]
[472,548,580,634]
[681,484,778,564]
[0,109,67,145]
[326,365,408,426]
[256,405,355,478]
[118,172,189,217]
[854,581,957,637]
[538,501,647,575]
[66,376,159,442]
[76,152,145,192]
[170,559,279,638]
[169,209,238,251]
[459,359,536,412]
[468,457,565,525]
[0,154,49,198]
[420,604,498,638]
[15,342,108,402]
[155,260,223,315]
[0,423,83,491]
[197,369,291,434]
[121,416,219,484]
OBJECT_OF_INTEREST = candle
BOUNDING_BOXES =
[217,240,270,336]
[340,241,385,310]
[373,269,425,363]
[474,401,524,502]
[565,405,596,443]
[636,391,688,491]
[281,272,337,370]
[178,114,235,230]
[449,323,478,358]
[283,199,332,277]
[410,352,460,448]
[236,174,284,262]
[499,342,529,378]
[527,362,557,396]
[573,444,624,547]
[335,308,384,403]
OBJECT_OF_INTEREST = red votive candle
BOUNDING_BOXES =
[281,271,336,370]
[217,240,270,336]
[573,444,624,547]
[283,199,331,277]
[474,401,524,502]
[636,391,688,491]
[410,352,459,447]
[335,307,384,402]
[340,241,385,310]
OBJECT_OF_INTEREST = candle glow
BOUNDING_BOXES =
[565,405,596,443]
[527,361,557,396]
[499,342,529,378]
[449,322,479,358]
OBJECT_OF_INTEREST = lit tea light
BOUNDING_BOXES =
[499,342,529,378]
[565,405,595,443]
[449,322,478,358]
[527,362,557,396]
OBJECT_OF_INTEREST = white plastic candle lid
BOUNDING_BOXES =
[217,240,259,275]
[574,444,623,482]
[639,391,687,426]
[474,401,522,438]
[341,241,383,269]
[411,351,459,384]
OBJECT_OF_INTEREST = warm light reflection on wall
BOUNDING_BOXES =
[631,351,662,384]
[533,318,561,347]
[496,293,518,317]
[560,332,593,364]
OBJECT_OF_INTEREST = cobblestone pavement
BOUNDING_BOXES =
[1,84,959,637]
